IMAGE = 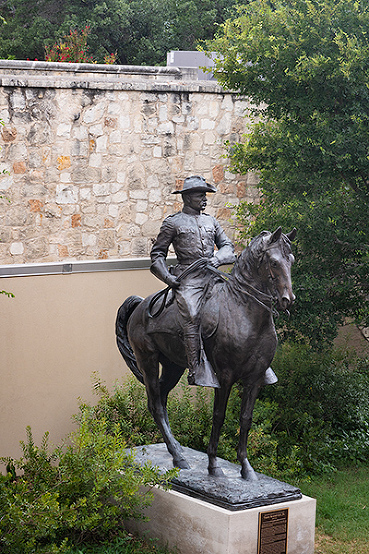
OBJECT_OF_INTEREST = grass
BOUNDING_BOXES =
[66,534,174,554]
[299,467,369,554]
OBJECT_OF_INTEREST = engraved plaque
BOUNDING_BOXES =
[258,508,289,554]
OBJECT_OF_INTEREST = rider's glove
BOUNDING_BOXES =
[165,275,180,289]
[209,256,221,268]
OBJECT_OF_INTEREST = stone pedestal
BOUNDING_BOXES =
[126,445,316,554]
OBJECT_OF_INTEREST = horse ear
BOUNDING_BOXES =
[286,228,297,241]
[270,227,282,243]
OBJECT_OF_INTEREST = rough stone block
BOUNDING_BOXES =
[57,156,71,171]
[2,127,17,142]
[212,164,224,184]
[71,214,81,228]
[58,244,69,257]
[13,158,26,174]
[10,242,24,255]
[56,186,77,205]
[82,233,97,247]
[28,199,44,213]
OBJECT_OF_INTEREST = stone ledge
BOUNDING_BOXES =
[0,74,228,94]
[0,59,235,94]
[0,59,184,76]
[0,257,177,277]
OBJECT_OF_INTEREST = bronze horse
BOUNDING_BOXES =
[116,227,296,480]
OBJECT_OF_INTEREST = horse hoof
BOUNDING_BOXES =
[241,468,258,481]
[174,458,190,470]
[208,466,225,477]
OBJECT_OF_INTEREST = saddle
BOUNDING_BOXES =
[145,272,222,339]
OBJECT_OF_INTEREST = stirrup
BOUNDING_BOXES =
[264,367,278,385]
[187,359,220,388]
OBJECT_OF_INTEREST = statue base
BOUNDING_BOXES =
[126,444,316,554]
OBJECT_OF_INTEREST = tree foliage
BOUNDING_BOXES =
[0,0,241,64]
[208,0,369,345]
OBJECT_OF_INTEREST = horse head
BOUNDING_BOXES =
[234,227,297,313]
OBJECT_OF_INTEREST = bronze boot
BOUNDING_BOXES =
[183,326,220,388]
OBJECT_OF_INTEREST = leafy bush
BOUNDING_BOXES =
[45,26,94,63]
[86,343,369,478]
[83,373,294,477]
[0,411,176,554]
[261,343,369,474]
[80,374,162,446]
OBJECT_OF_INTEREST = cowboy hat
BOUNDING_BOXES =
[172,175,217,194]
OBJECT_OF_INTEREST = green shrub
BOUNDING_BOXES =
[0,411,177,554]
[260,343,369,473]
[86,343,369,479]
[79,374,162,447]
[84,375,286,477]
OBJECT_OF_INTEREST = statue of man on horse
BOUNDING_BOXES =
[150,175,236,388]
[116,175,296,478]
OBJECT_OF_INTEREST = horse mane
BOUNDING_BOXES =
[231,230,292,283]
[230,231,270,282]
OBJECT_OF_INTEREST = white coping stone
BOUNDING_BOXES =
[126,488,316,554]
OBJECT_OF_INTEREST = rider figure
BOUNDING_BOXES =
[150,175,236,388]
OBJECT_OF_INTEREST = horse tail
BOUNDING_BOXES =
[115,295,144,384]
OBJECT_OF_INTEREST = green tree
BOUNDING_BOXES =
[56,0,130,64]
[0,0,240,64]
[0,0,130,63]
[208,0,369,346]
[0,0,59,60]
[122,0,240,66]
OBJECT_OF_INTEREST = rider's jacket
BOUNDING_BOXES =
[150,207,236,285]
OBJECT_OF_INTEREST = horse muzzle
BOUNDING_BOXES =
[278,292,295,313]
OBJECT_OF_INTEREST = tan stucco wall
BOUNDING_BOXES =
[0,268,159,460]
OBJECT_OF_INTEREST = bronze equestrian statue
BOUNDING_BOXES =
[116,176,296,480]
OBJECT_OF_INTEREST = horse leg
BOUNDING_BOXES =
[136,350,190,469]
[238,384,261,480]
[159,358,186,452]
[207,385,231,477]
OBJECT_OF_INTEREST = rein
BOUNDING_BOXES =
[148,252,282,319]
[225,246,284,316]
[229,277,278,316]
[207,264,279,316]
[148,258,209,318]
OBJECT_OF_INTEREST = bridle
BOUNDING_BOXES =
[228,246,291,317]
[229,269,279,316]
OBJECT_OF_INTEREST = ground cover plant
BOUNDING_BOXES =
[64,534,173,554]
[301,467,369,554]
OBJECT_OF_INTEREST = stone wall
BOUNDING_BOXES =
[0,60,258,265]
